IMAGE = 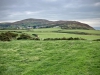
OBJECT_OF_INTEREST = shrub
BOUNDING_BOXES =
[54,38,60,40]
[17,33,32,40]
[0,32,18,41]
[61,37,67,40]
[67,37,74,40]
[32,34,38,37]
[6,32,18,39]
[44,38,52,41]
[32,38,40,40]
[0,34,11,41]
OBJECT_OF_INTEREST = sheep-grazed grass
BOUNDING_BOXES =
[0,40,100,75]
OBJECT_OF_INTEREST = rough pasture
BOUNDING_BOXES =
[0,40,100,75]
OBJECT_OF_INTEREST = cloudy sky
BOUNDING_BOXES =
[0,0,100,27]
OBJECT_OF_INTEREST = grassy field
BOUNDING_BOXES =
[0,28,100,75]
[24,28,100,40]
[1,28,100,40]
[0,40,100,75]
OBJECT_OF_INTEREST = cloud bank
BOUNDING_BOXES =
[0,0,100,27]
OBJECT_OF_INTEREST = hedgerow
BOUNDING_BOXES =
[44,37,86,41]
[93,39,100,41]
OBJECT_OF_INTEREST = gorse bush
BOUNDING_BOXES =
[0,32,18,41]
[0,34,11,41]
[32,34,38,37]
[17,33,40,40]
[17,33,32,40]
[6,32,18,39]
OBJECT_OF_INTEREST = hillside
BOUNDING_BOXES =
[0,18,94,30]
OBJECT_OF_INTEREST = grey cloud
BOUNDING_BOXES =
[0,0,100,26]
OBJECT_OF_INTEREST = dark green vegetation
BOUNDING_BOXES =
[0,32,18,41]
[93,39,100,41]
[0,40,100,75]
[0,18,94,30]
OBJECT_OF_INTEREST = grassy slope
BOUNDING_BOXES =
[0,40,100,75]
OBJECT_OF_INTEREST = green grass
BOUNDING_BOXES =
[0,28,100,75]
[61,29,100,34]
[0,40,100,75]
[0,28,100,40]
[21,28,100,40]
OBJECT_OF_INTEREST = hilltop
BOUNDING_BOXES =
[0,18,94,30]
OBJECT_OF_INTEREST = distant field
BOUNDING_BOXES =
[0,40,100,75]
[0,28,100,40]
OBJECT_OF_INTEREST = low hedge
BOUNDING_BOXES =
[93,39,100,41]
[44,37,86,41]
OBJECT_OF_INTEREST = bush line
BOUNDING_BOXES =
[0,32,100,41]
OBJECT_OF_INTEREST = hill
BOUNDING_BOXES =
[0,18,94,30]
[0,22,11,29]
